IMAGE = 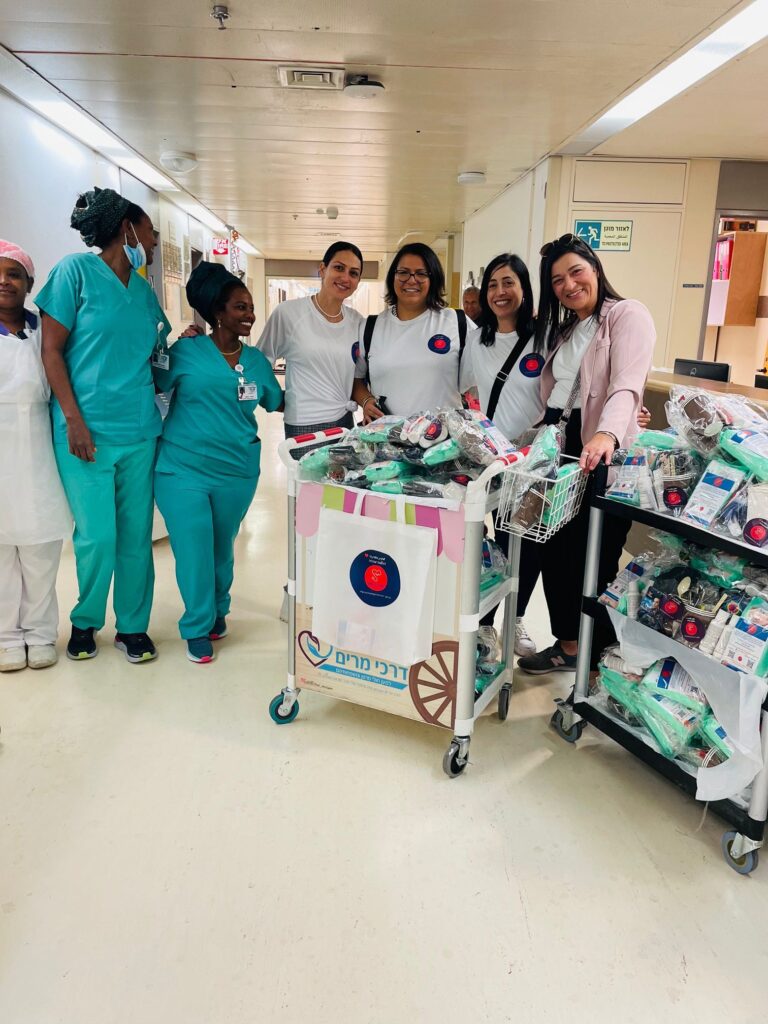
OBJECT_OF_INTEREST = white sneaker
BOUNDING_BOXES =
[0,646,27,672]
[514,620,537,657]
[279,588,289,623]
[27,644,58,669]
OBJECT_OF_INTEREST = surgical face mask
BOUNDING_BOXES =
[123,224,147,271]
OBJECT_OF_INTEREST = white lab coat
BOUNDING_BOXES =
[0,311,71,545]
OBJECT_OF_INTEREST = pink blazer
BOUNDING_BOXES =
[540,298,655,448]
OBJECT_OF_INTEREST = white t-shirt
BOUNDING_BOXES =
[463,326,545,442]
[256,296,362,426]
[353,307,475,416]
[549,316,600,409]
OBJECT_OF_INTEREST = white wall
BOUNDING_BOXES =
[461,161,550,296]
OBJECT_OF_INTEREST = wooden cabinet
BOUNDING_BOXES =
[707,230,767,327]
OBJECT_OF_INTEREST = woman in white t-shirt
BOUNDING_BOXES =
[352,243,474,420]
[257,241,364,437]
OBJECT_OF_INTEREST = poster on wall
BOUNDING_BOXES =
[212,237,229,256]
[574,219,633,251]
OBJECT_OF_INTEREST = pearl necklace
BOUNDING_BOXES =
[313,293,344,322]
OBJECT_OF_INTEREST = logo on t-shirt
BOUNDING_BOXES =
[351,341,360,364]
[518,352,544,378]
[349,550,401,607]
[427,334,451,355]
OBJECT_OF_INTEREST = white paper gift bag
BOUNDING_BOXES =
[311,502,437,666]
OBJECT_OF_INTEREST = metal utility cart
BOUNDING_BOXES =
[268,429,535,776]
[551,465,768,874]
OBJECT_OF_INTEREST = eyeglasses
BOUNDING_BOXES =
[394,269,430,282]
[539,232,582,257]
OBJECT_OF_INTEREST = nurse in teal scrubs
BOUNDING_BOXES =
[153,262,283,663]
[37,187,170,664]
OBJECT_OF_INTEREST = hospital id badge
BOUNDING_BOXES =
[237,382,258,401]
[151,351,170,369]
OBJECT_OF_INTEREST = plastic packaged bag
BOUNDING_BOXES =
[698,713,734,759]
[640,657,709,715]
[600,553,658,609]
[680,458,746,529]
[595,660,644,726]
[606,451,657,509]
[358,417,405,444]
[719,428,768,482]
[650,448,702,515]
[422,437,462,466]
[364,460,416,482]
[298,447,331,481]
[446,409,518,466]
[720,596,768,676]
[636,691,700,758]
[480,537,508,593]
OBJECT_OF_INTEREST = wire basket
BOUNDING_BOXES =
[496,455,588,542]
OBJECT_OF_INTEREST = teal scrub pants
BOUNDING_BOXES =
[54,440,156,633]
[154,469,258,639]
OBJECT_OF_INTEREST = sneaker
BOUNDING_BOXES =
[514,620,537,657]
[187,637,215,663]
[517,642,577,675]
[279,588,289,623]
[209,616,227,640]
[114,632,157,664]
[67,626,97,660]
[27,644,58,669]
[0,646,26,672]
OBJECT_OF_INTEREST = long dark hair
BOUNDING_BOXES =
[321,240,364,270]
[477,253,535,348]
[534,235,623,352]
[384,242,446,312]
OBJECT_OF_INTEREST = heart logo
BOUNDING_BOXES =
[297,630,333,667]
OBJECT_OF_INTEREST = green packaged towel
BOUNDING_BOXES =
[298,447,330,481]
[421,437,461,466]
[719,427,768,481]
[698,713,733,759]
[636,690,700,758]
[364,460,415,482]
[634,429,685,451]
[640,657,709,716]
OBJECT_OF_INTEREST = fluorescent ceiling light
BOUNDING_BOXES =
[562,0,768,153]
[29,100,119,151]
[113,154,179,191]
[235,237,263,257]
[177,200,228,234]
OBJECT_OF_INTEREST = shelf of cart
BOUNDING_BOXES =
[594,494,768,568]
[574,699,764,840]
[473,663,510,718]
[478,576,516,621]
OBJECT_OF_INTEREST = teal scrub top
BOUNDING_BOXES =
[153,335,283,479]
[35,252,171,445]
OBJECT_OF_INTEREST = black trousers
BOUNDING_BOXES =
[506,408,629,668]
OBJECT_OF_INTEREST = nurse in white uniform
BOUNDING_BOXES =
[257,241,364,436]
[352,242,474,420]
[0,241,71,671]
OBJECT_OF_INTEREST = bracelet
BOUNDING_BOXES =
[597,431,619,447]
[362,396,378,410]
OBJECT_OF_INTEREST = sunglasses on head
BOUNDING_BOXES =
[539,232,590,257]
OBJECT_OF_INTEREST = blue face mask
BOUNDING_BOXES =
[123,224,147,271]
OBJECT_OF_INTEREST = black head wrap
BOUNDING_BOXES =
[186,261,242,326]
[70,187,131,248]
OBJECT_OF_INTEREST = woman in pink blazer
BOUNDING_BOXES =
[517,233,655,675]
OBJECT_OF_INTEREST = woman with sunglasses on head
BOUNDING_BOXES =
[352,242,474,420]
[257,241,364,437]
[516,233,655,676]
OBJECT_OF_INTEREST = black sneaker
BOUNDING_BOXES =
[67,625,97,660]
[517,642,577,675]
[114,632,157,664]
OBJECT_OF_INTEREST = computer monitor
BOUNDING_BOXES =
[673,358,731,383]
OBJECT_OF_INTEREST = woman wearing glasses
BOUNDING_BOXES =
[352,242,473,419]
[257,241,364,437]
[516,233,655,676]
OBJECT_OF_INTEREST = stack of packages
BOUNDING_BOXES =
[297,407,517,499]
[606,385,768,551]
[600,530,768,677]
[595,647,732,769]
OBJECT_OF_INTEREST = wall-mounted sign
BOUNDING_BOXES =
[212,237,229,255]
[574,220,633,252]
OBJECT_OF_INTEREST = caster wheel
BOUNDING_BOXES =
[498,685,511,721]
[721,831,760,875]
[550,708,584,743]
[269,693,299,725]
[442,740,468,778]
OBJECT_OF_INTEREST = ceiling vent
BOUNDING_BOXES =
[278,66,346,90]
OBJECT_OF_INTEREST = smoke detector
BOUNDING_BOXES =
[326,206,339,220]
[344,74,385,99]
[159,150,198,174]
[278,66,346,90]
[457,171,486,186]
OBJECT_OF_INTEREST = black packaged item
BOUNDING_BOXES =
[637,585,684,637]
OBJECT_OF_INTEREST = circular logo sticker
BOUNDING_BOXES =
[427,334,451,355]
[663,486,686,511]
[351,341,360,364]
[349,550,401,607]
[744,518,768,547]
[519,352,544,378]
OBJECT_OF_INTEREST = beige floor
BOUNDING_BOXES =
[1,413,766,1024]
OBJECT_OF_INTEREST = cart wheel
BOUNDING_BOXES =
[269,693,299,725]
[498,685,511,721]
[442,740,468,778]
[550,708,583,743]
[721,831,760,875]
[408,640,459,728]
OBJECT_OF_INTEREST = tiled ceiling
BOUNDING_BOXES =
[0,0,750,258]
